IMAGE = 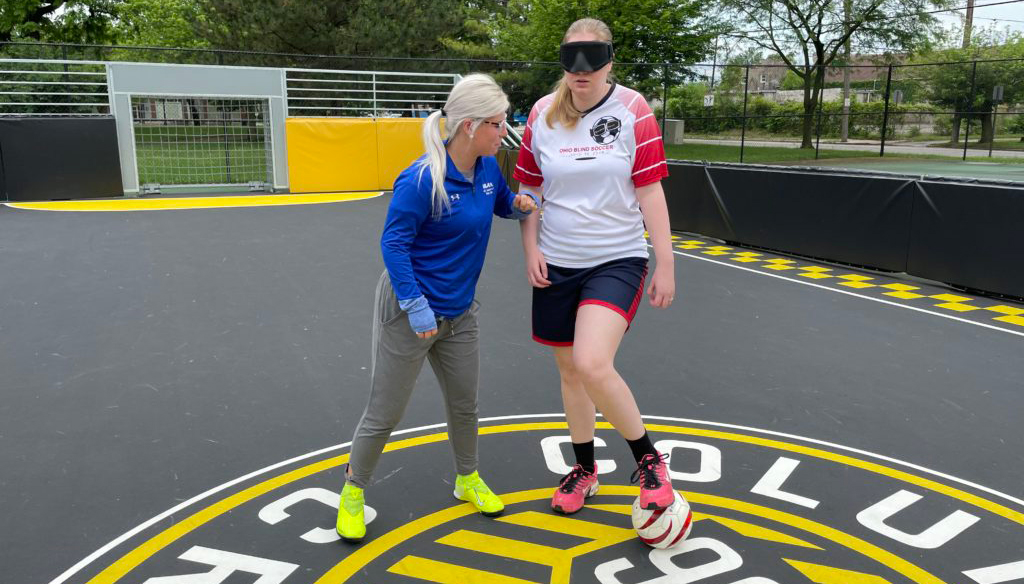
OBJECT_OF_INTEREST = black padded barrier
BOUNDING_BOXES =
[0,145,5,201]
[664,162,915,273]
[907,181,1024,299]
[492,153,1024,300]
[662,162,728,237]
[0,117,123,202]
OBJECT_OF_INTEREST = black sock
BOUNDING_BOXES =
[626,432,658,464]
[572,440,595,473]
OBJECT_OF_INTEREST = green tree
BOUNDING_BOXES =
[115,0,209,50]
[665,81,708,119]
[440,1,507,60]
[716,49,763,99]
[914,32,1024,144]
[494,0,717,107]
[193,0,496,68]
[719,0,949,148]
[780,69,804,90]
[1,0,120,44]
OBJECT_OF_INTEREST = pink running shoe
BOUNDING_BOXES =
[551,464,599,514]
[632,452,675,510]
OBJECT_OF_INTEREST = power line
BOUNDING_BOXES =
[973,16,1024,24]
[725,0,1024,36]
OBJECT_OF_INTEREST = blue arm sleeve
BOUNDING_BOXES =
[381,171,431,301]
[398,295,437,334]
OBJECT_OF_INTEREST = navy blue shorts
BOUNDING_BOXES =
[532,257,648,346]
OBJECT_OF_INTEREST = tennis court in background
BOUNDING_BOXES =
[788,157,1024,182]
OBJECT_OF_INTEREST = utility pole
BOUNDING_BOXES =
[951,0,974,145]
[962,0,975,48]
[841,0,852,142]
[709,36,719,89]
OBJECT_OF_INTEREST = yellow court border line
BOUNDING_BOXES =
[85,421,1023,583]
[664,236,1024,327]
[657,243,1024,336]
[4,192,383,212]
[318,486,944,584]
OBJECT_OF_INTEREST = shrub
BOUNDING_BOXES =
[1006,114,1024,134]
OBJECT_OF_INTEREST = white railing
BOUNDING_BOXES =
[0,58,524,152]
[286,66,522,146]
[502,124,523,149]
[285,67,458,118]
[0,58,110,116]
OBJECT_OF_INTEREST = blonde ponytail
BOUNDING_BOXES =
[546,77,581,130]
[417,73,509,219]
[418,109,450,218]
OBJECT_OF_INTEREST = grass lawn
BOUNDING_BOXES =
[664,142,1024,165]
[664,143,879,164]
[134,141,269,185]
[134,125,267,139]
[674,132,1024,149]
[133,125,270,185]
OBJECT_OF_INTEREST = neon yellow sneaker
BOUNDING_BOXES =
[454,471,504,517]
[336,482,366,542]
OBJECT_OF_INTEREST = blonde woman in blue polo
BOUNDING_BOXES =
[337,74,538,542]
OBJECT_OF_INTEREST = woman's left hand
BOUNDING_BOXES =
[513,194,538,213]
[647,265,676,309]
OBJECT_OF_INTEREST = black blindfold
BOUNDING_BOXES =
[559,41,614,73]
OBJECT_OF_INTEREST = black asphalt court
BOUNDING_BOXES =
[1,195,1021,584]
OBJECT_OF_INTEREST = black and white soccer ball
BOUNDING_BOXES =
[590,115,622,145]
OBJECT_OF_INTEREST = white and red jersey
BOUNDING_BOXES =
[513,83,668,268]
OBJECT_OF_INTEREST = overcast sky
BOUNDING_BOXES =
[936,1,1024,40]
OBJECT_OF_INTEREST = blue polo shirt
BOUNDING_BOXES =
[381,152,525,317]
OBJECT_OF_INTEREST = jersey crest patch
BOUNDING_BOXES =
[590,115,622,145]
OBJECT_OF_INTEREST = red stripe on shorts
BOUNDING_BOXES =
[625,265,649,322]
[579,299,630,321]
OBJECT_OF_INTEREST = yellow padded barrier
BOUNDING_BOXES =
[286,118,379,193]
[376,118,430,190]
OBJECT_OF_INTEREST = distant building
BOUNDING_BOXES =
[747,55,903,90]
[742,54,904,103]
[749,87,880,103]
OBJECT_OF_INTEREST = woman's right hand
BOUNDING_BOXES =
[525,246,551,288]
[400,295,438,338]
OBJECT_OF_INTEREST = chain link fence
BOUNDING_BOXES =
[663,59,1023,163]
[3,41,1021,164]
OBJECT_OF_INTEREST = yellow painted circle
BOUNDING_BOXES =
[5,192,382,212]
[84,421,1023,583]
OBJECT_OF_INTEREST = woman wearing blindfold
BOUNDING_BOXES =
[513,18,678,517]
[336,74,538,543]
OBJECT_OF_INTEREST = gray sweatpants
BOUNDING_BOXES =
[346,270,481,488]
